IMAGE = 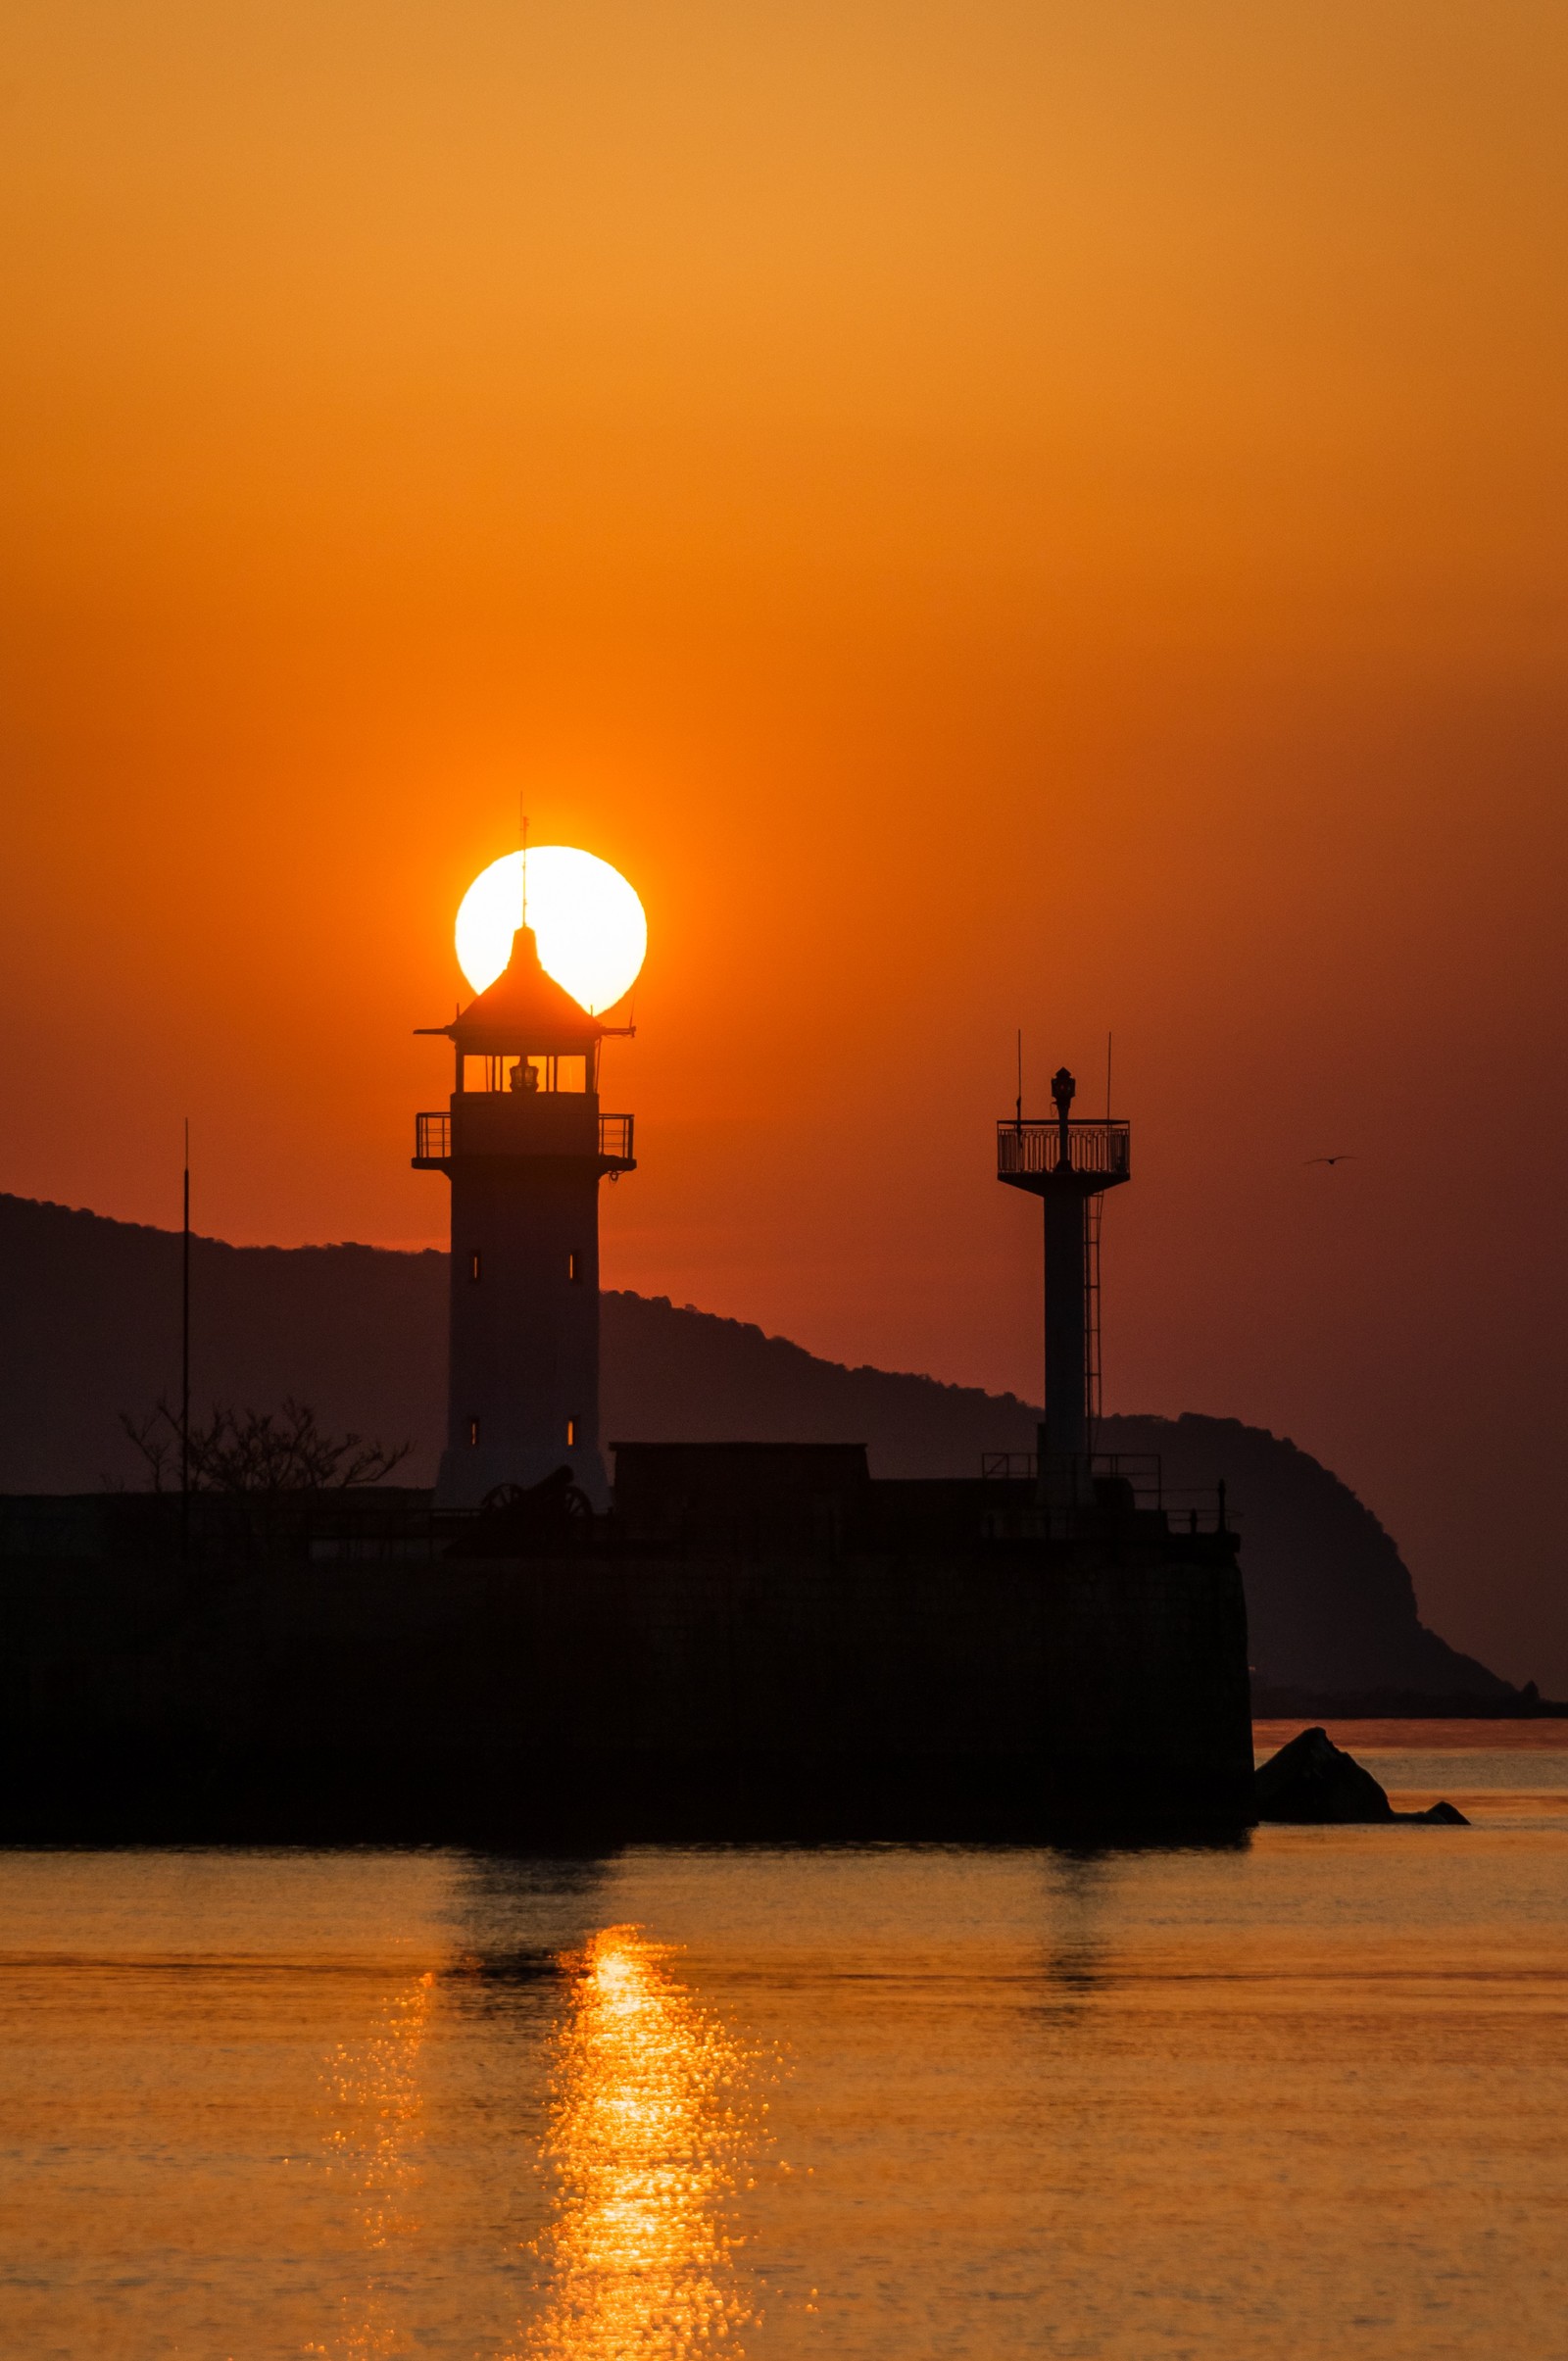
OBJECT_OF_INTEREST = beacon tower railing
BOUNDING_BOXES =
[996,1119,1129,1183]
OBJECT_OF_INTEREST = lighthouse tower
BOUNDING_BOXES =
[414,924,635,1509]
[997,1065,1129,1506]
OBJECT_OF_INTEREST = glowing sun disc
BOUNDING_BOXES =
[455,847,647,1012]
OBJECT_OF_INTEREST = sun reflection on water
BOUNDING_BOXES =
[309,1968,435,2361]
[522,1924,760,2359]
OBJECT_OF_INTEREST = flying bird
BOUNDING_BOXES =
[1304,1154,1357,1166]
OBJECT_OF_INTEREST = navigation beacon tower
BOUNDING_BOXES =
[998,1064,1130,1506]
[414,924,635,1510]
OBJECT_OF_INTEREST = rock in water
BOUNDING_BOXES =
[1256,1725,1395,1821]
[1255,1726,1469,1825]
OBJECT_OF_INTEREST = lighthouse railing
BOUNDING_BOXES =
[413,1108,633,1163]
[996,1119,1130,1182]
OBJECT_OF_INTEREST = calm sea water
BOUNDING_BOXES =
[3,1723,1565,2360]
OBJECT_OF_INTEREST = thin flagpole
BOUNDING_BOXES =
[181,1119,190,1557]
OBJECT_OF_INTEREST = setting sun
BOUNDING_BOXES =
[455,847,647,1013]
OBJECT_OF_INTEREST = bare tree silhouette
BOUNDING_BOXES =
[121,1399,412,1495]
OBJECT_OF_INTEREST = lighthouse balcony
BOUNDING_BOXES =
[414,1105,635,1169]
[996,1118,1130,1190]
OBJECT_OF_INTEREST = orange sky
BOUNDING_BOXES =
[2,2,1566,1684]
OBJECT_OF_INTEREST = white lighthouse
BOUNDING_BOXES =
[414,922,635,1509]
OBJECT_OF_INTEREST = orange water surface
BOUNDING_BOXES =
[2,1725,1565,2358]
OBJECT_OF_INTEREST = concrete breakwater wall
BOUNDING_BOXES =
[0,1527,1253,1841]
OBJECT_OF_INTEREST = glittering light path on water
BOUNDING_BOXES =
[313,1968,435,2361]
[523,1925,759,2359]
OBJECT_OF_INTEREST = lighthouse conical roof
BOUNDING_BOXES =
[445,927,605,1053]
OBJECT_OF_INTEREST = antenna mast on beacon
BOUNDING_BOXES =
[412,907,636,1511]
[997,1060,1130,1508]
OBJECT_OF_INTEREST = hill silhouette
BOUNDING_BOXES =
[0,1191,1511,1702]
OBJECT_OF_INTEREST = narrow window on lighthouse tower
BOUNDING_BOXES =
[565,1417,577,1447]
[467,1417,480,1448]
[469,1250,482,1282]
[567,1250,579,1282]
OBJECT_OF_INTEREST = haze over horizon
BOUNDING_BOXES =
[3,4,1566,1686]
